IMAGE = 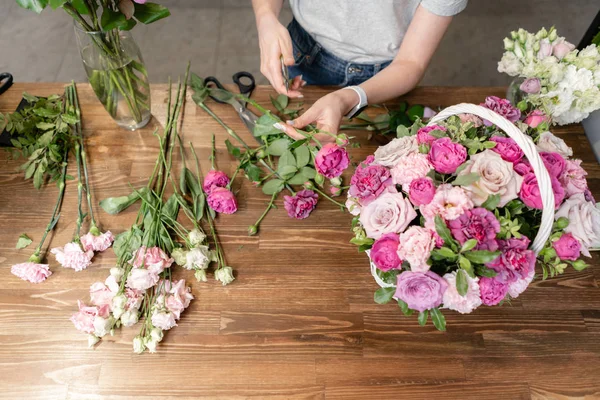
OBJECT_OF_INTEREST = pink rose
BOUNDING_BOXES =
[11,262,51,283]
[370,233,401,272]
[514,159,533,176]
[394,271,447,312]
[397,226,435,273]
[203,170,230,194]
[481,96,521,125]
[524,110,549,128]
[556,193,600,257]
[315,143,350,179]
[478,277,508,306]
[448,208,500,251]
[408,177,436,206]
[519,173,564,209]
[416,125,446,146]
[490,136,524,163]
[560,159,588,197]
[359,192,417,239]
[421,184,474,224]
[553,40,576,59]
[207,187,238,214]
[520,78,541,94]
[390,152,431,189]
[284,189,318,219]
[80,230,114,253]
[540,152,566,178]
[428,137,467,174]
[553,233,581,261]
[51,242,94,272]
[151,311,177,330]
[487,237,535,284]
[70,300,109,334]
[349,160,392,205]
[126,268,160,291]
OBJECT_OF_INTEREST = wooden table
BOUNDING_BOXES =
[1,84,600,399]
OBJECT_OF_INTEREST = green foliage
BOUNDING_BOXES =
[100,187,148,215]
[418,310,428,326]
[456,269,468,296]
[397,299,414,316]
[452,173,480,186]
[16,234,33,249]
[133,2,171,24]
[430,308,446,331]
[374,287,395,304]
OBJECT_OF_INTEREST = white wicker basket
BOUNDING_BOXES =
[369,103,555,290]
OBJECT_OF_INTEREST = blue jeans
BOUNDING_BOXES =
[287,18,392,86]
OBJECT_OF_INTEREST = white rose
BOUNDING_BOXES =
[359,192,417,240]
[183,246,211,270]
[536,131,573,158]
[397,226,435,273]
[93,316,113,338]
[133,336,145,354]
[442,271,482,314]
[188,229,206,247]
[459,150,522,207]
[120,310,139,327]
[373,136,418,167]
[555,193,600,257]
[215,266,235,286]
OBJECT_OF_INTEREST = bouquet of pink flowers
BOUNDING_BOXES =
[349,98,598,330]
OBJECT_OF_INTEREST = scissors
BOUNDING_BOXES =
[0,73,13,95]
[204,72,260,140]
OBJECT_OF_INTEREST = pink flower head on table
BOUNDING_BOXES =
[349,158,392,205]
[315,143,350,179]
[552,233,581,261]
[70,300,109,334]
[11,262,51,283]
[284,189,318,219]
[51,242,94,272]
[207,187,238,214]
[478,277,509,306]
[203,170,230,194]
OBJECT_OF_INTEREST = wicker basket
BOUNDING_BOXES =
[369,103,555,290]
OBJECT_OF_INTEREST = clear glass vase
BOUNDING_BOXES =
[506,77,525,106]
[75,27,151,130]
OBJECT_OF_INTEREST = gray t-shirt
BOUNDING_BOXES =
[289,0,468,64]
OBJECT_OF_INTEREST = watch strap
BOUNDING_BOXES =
[343,86,368,119]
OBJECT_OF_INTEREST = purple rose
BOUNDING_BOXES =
[428,137,467,174]
[408,177,436,206]
[315,143,350,179]
[417,125,446,146]
[207,187,238,214]
[540,152,566,178]
[487,237,535,284]
[203,170,230,194]
[490,136,524,163]
[448,208,500,251]
[519,173,564,209]
[514,159,533,176]
[349,161,392,205]
[479,277,509,306]
[394,271,447,312]
[553,233,581,261]
[520,78,541,94]
[370,233,401,272]
[284,189,318,219]
[481,96,521,126]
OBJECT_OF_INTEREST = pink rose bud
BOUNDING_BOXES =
[428,137,467,174]
[408,177,436,206]
[524,109,549,128]
[552,41,575,60]
[553,233,581,261]
[283,189,318,219]
[203,170,230,194]
[314,143,350,179]
[207,187,238,214]
[520,78,541,94]
[370,233,401,272]
[329,186,342,197]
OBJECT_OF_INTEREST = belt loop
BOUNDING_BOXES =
[306,42,321,65]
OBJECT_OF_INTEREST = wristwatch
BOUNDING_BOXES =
[343,85,368,119]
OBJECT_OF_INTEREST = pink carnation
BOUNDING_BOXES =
[559,159,588,197]
[428,137,467,174]
[394,271,447,312]
[80,230,114,252]
[416,125,446,146]
[349,159,392,205]
[314,143,350,179]
[207,187,238,214]
[370,233,401,272]
[421,184,474,226]
[397,226,435,273]
[448,207,500,251]
[481,96,521,125]
[490,136,524,163]
[284,189,318,219]
[70,300,109,334]
[479,277,508,306]
[11,262,51,283]
[203,170,230,194]
[51,242,94,272]
[487,237,535,284]
[390,152,431,189]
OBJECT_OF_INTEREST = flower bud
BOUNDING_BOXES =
[256,149,266,159]
[330,177,342,187]
[314,173,325,186]
[329,186,342,197]
[171,248,188,266]
[189,229,206,247]
[248,225,258,236]
[533,42,540,52]
[517,28,527,43]
[548,28,557,41]
[89,225,101,236]
[88,334,100,348]
[28,254,41,263]
[110,267,124,282]
[133,336,145,354]
[215,266,235,286]
[93,316,113,338]
[150,327,164,342]
[503,38,514,51]
[555,217,569,230]
[303,181,315,190]
[510,31,518,40]
[194,269,208,282]
[336,134,349,147]
[535,27,548,39]
[145,338,159,353]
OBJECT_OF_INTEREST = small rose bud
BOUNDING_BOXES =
[329,186,342,197]
[314,173,325,186]
[303,181,315,190]
[330,177,342,187]
[112,294,127,310]
[248,225,258,236]
[336,134,349,146]
[171,248,188,266]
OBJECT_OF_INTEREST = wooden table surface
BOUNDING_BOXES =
[1,83,600,400]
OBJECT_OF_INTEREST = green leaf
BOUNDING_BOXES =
[287,172,307,185]
[279,150,296,168]
[278,164,297,178]
[458,255,473,275]
[456,269,468,296]
[407,105,424,122]
[266,138,290,156]
[428,129,447,139]
[396,125,410,138]
[262,179,284,195]
[16,0,48,13]
[71,0,91,14]
[431,247,457,261]
[253,113,282,137]
[276,94,289,109]
[430,308,446,331]
[244,164,261,182]
[24,162,37,180]
[397,299,414,316]
[35,122,55,130]
[463,250,501,264]
[32,107,59,118]
[37,131,54,147]
[99,187,148,215]
[16,234,33,249]
[61,113,79,125]
[225,139,241,158]
[434,215,455,248]
[48,0,66,9]
[33,164,44,189]
[300,166,316,180]
[571,259,588,271]
[133,2,171,24]
[452,173,480,186]
[374,287,395,304]
[418,310,428,326]
[193,193,205,221]
[162,194,180,222]
[101,8,128,31]
[184,168,202,198]
[475,265,498,278]
[461,239,478,253]
[294,145,310,168]
[113,226,143,260]
[481,194,501,210]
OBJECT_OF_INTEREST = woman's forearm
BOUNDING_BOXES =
[252,0,284,21]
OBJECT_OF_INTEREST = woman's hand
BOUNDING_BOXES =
[277,89,358,143]
[255,11,303,97]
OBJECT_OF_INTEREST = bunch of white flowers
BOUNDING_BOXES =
[498,27,600,125]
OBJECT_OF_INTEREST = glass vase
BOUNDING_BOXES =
[506,77,525,106]
[75,27,151,131]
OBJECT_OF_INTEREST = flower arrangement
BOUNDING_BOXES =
[349,98,597,330]
[498,27,600,125]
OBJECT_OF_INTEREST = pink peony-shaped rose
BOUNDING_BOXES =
[359,192,417,239]
[207,187,238,214]
[489,136,524,163]
[70,300,109,334]
[555,193,600,257]
[11,262,51,283]
[370,233,401,272]
[540,152,566,178]
[536,131,573,158]
[394,271,447,312]
[442,271,482,314]
[524,110,549,128]
[80,230,114,253]
[390,152,431,190]
[397,226,435,273]
[448,207,500,251]
[51,242,94,272]
[560,159,588,197]
[416,125,446,146]
[314,143,350,179]
[514,159,533,176]
[408,177,436,206]
[151,310,177,330]
[479,277,508,306]
[553,233,581,261]
[203,170,230,194]
[520,78,541,94]
[487,237,535,284]
[349,160,392,205]
[284,189,318,219]
[519,173,564,209]
[481,96,521,125]
[428,137,467,174]
[421,184,473,225]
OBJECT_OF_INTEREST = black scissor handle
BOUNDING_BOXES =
[0,73,13,96]
[204,76,228,104]
[232,71,255,98]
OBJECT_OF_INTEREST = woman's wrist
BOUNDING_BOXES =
[334,88,361,115]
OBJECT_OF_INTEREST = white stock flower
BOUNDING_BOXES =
[112,294,127,310]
